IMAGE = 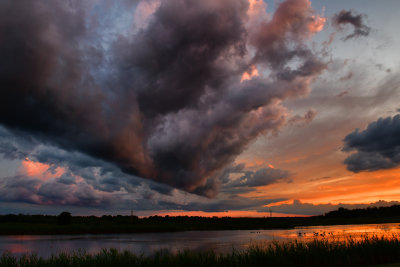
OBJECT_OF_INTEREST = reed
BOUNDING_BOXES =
[1,235,400,266]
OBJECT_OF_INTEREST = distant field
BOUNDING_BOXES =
[2,236,400,266]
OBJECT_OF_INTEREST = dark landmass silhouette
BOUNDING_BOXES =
[1,205,400,235]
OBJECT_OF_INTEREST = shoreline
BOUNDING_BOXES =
[1,217,400,235]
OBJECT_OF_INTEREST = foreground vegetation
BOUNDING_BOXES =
[1,205,400,234]
[2,236,400,266]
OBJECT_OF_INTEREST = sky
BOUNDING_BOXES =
[1,0,400,217]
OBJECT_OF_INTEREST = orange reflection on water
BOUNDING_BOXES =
[7,235,43,241]
[1,236,43,255]
[285,223,400,243]
[6,244,28,254]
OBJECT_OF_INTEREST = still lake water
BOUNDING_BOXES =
[1,223,400,258]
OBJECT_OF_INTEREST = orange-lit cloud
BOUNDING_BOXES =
[241,65,259,82]
[248,0,261,14]
[266,199,293,207]
[133,0,161,31]
[308,15,326,34]
[256,167,400,207]
[247,0,268,21]
[20,158,65,181]
[236,158,275,169]
[304,168,400,204]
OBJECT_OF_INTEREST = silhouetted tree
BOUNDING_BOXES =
[57,212,72,225]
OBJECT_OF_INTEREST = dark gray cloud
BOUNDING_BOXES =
[215,164,292,196]
[288,109,316,127]
[0,127,176,198]
[336,91,349,98]
[259,200,400,216]
[344,152,396,173]
[0,174,116,207]
[0,127,37,160]
[343,115,400,172]
[0,0,325,197]
[339,71,353,82]
[228,167,291,188]
[332,10,371,41]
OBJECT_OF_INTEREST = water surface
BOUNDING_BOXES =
[1,223,400,258]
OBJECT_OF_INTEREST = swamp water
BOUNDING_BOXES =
[1,223,400,258]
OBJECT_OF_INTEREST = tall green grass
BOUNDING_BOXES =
[2,235,400,266]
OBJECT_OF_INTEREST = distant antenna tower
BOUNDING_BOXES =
[269,208,272,217]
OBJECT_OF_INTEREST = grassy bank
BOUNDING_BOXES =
[2,236,400,266]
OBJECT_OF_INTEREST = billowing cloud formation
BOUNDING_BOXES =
[332,10,371,40]
[343,115,400,172]
[0,125,288,212]
[0,0,325,197]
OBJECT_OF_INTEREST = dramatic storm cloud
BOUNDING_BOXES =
[343,115,400,172]
[332,10,371,40]
[0,0,325,198]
